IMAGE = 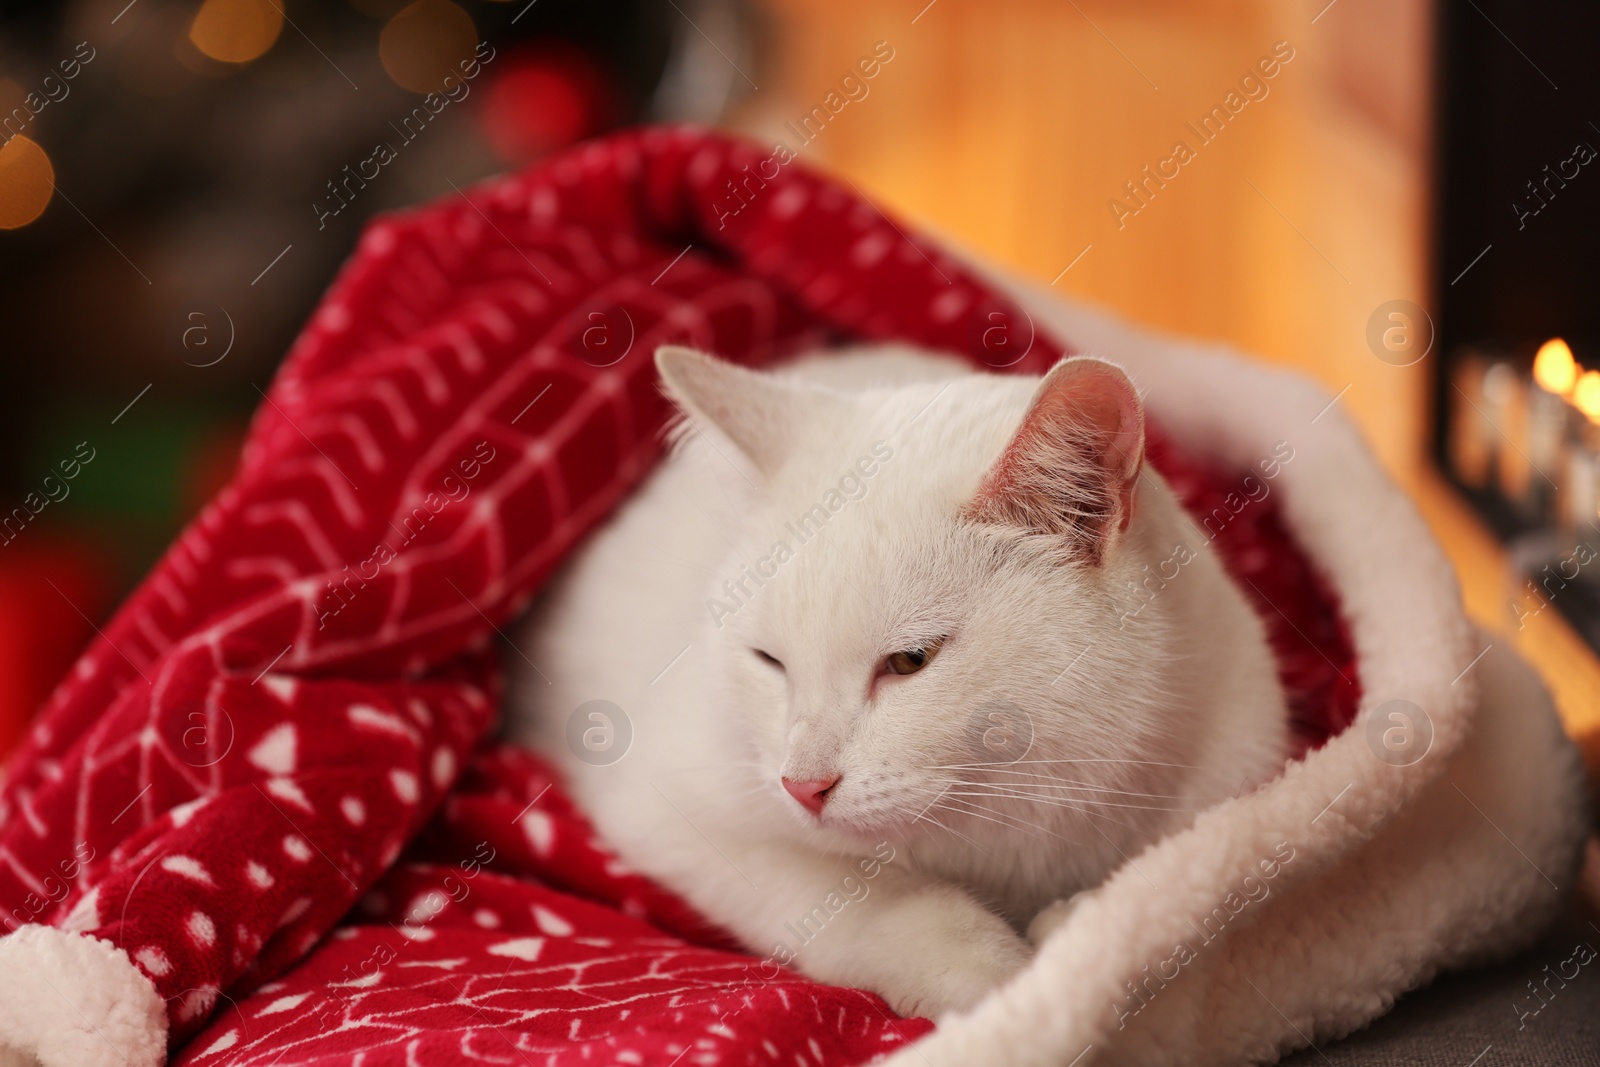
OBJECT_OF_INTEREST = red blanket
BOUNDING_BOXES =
[0,126,1356,1065]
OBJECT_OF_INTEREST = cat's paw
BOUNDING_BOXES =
[1026,890,1093,946]
[878,923,1032,1019]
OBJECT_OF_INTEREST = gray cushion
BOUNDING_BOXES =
[1281,908,1600,1065]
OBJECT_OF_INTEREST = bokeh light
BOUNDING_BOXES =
[1533,337,1577,396]
[0,136,54,230]
[188,0,285,65]
[379,0,477,95]
[482,45,610,162]
[1573,370,1600,422]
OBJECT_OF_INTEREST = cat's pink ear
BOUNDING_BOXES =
[655,346,832,480]
[965,356,1145,562]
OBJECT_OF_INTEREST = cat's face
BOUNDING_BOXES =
[657,346,1175,855]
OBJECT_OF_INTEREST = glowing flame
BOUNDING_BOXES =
[1533,337,1577,395]
[1573,370,1600,423]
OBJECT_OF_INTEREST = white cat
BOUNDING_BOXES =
[509,345,1289,1019]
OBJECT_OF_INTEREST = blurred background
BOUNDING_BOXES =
[0,0,1596,764]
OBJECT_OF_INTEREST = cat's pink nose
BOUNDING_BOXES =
[782,775,840,815]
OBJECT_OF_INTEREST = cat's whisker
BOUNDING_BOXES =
[940,786,1207,816]
[929,757,1202,771]
[928,773,1201,803]
[932,768,1168,789]
[913,807,994,856]
[933,796,1058,844]
[934,796,1090,848]
[940,788,1135,817]
[928,770,1194,797]
[910,784,1019,852]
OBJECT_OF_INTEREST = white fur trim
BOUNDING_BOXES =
[0,925,166,1067]
[867,270,1587,1065]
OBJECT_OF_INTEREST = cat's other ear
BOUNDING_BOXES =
[965,356,1145,562]
[655,346,835,480]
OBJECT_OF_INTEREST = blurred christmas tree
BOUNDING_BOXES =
[0,0,754,753]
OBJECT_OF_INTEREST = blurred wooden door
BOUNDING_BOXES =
[736,0,1433,475]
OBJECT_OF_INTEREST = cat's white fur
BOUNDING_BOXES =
[509,345,1289,1018]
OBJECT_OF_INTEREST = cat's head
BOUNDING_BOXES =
[656,345,1187,857]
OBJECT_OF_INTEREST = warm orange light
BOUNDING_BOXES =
[0,136,54,230]
[1573,370,1600,423]
[1533,337,1578,396]
[189,0,284,65]
[380,0,477,94]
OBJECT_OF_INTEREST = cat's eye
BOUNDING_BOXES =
[883,637,945,677]
[754,649,783,669]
